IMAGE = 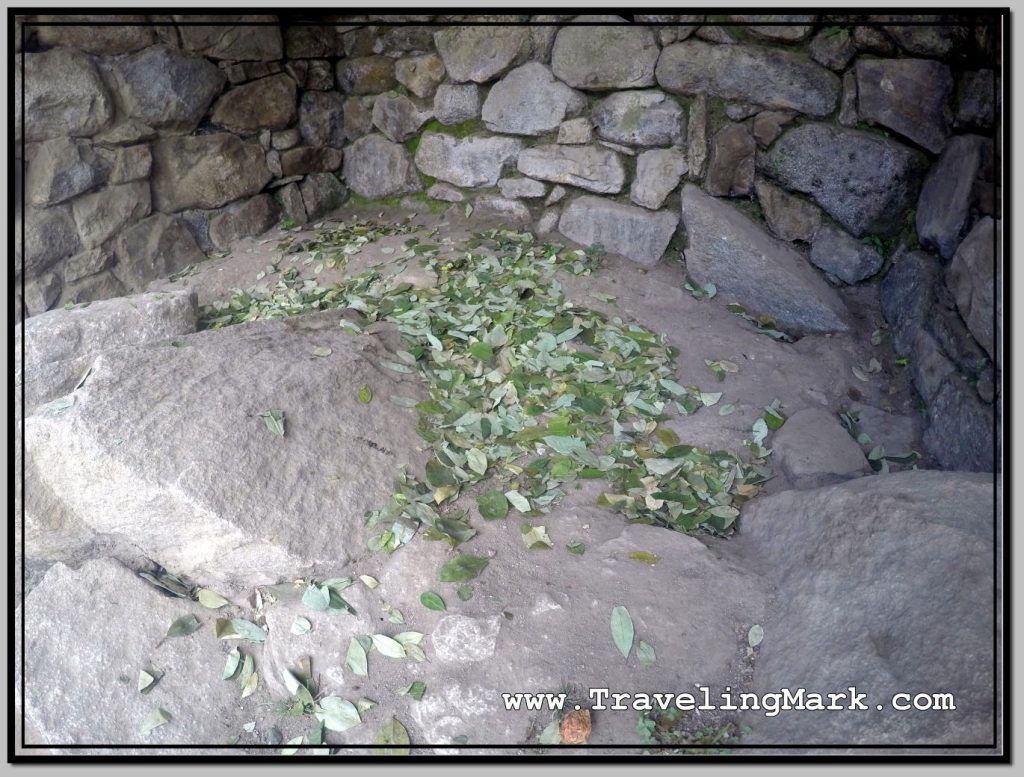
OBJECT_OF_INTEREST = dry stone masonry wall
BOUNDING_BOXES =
[15,13,1000,472]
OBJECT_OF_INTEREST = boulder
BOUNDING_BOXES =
[115,45,227,133]
[299,173,348,220]
[856,58,953,154]
[516,145,625,194]
[754,178,821,243]
[761,123,928,237]
[738,470,995,745]
[174,14,283,60]
[946,217,998,362]
[63,248,114,284]
[342,135,421,200]
[395,53,446,99]
[916,135,990,259]
[630,148,688,210]
[298,91,346,148]
[551,15,659,90]
[27,137,109,208]
[107,144,152,184]
[481,63,585,136]
[705,124,755,197]
[414,133,522,188]
[21,47,113,141]
[285,25,346,58]
[558,195,677,266]
[845,402,923,458]
[680,184,851,335]
[113,214,207,290]
[657,41,840,117]
[809,224,884,284]
[208,194,279,250]
[337,56,396,95]
[343,96,376,139]
[497,178,547,199]
[881,18,969,58]
[279,147,343,177]
[210,74,297,133]
[275,182,307,224]
[956,70,996,129]
[271,129,301,151]
[15,289,197,412]
[730,14,816,42]
[71,182,152,250]
[808,27,857,71]
[591,90,685,147]
[880,248,942,356]
[924,376,996,472]
[473,196,532,228]
[34,14,155,54]
[770,407,870,488]
[221,60,284,86]
[20,205,81,278]
[751,110,796,147]
[371,93,433,143]
[432,84,481,125]
[151,134,272,212]
[557,118,593,145]
[23,274,62,317]
[23,312,429,586]
[434,26,531,83]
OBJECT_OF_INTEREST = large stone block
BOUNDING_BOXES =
[516,144,625,194]
[558,195,677,266]
[21,48,114,141]
[151,134,272,212]
[210,74,297,133]
[341,134,421,200]
[551,15,659,90]
[481,63,585,136]
[414,132,522,188]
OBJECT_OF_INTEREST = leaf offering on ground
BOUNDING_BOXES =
[166,614,201,639]
[476,489,509,520]
[196,589,230,609]
[258,409,285,437]
[302,584,330,611]
[521,524,554,550]
[241,670,259,698]
[375,717,411,755]
[215,618,267,643]
[637,640,657,667]
[400,681,426,701]
[315,696,362,732]
[358,385,373,404]
[611,605,634,659]
[420,591,446,611]
[291,616,313,635]
[538,719,562,745]
[566,541,586,556]
[359,575,379,589]
[629,551,659,566]
[438,554,489,582]
[140,708,171,736]
[346,636,369,677]
[138,667,163,694]
[371,634,407,658]
[457,584,474,601]
[223,648,242,680]
[748,624,765,648]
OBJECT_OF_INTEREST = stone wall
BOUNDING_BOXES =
[15,13,1000,471]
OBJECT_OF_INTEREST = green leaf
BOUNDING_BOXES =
[629,551,659,566]
[457,584,474,601]
[196,589,230,609]
[357,698,377,715]
[259,409,286,437]
[504,490,531,514]
[312,346,333,357]
[375,716,411,755]
[241,669,259,698]
[466,448,488,476]
[538,719,562,745]
[637,640,656,667]
[611,605,634,660]
[748,624,765,648]
[281,736,303,755]
[166,614,201,639]
[420,591,446,611]
[302,584,331,611]
[138,667,163,694]
[316,696,362,732]
[291,616,313,635]
[520,524,554,550]
[438,554,489,582]
[566,541,586,556]
[140,708,171,736]
[239,653,254,687]
[718,403,737,416]
[469,341,493,360]
[386,606,405,624]
[215,618,267,643]
[346,637,369,677]
[359,575,379,589]
[476,489,509,520]
[222,648,242,680]
[371,634,407,658]
[358,385,373,404]
[400,681,426,701]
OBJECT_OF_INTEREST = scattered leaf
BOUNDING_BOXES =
[748,624,765,648]
[312,346,333,358]
[611,605,634,660]
[520,524,554,550]
[166,614,201,639]
[628,551,659,566]
[375,716,411,755]
[358,385,373,404]
[538,719,562,745]
[196,589,230,609]
[316,696,362,732]
[456,584,474,601]
[420,591,446,611]
[371,634,407,659]
[438,554,489,582]
[359,575,379,589]
[637,640,657,667]
[138,667,163,694]
[222,648,242,680]
[259,409,286,437]
[241,670,259,698]
[400,681,426,701]
[346,637,369,677]
[476,489,509,520]
[140,708,171,736]
[291,616,313,636]
[566,541,586,556]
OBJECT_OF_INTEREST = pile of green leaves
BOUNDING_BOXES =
[201,225,779,553]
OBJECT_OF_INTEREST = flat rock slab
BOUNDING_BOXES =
[770,406,869,489]
[551,16,660,90]
[414,133,522,188]
[558,195,677,266]
[517,145,625,194]
[24,312,429,589]
[761,123,927,238]
[481,63,585,137]
[737,471,995,746]
[656,41,840,117]
[856,58,953,154]
[679,184,851,336]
